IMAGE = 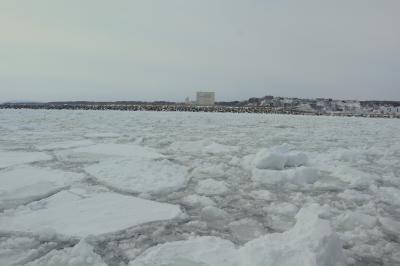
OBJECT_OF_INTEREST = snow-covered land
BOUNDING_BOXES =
[0,109,399,265]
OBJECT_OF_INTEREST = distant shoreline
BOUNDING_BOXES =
[1,103,399,119]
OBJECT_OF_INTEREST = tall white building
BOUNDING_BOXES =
[196,92,215,106]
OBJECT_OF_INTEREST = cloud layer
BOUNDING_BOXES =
[1,0,399,102]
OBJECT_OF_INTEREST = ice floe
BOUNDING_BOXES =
[0,189,182,237]
[70,143,164,159]
[0,151,51,169]
[85,157,188,194]
[35,140,94,151]
[84,132,121,139]
[201,206,231,228]
[253,144,308,170]
[25,239,106,266]
[0,166,83,210]
[249,190,274,201]
[182,194,216,207]
[130,204,345,266]
[251,166,319,187]
[195,178,229,195]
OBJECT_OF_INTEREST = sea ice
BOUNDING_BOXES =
[84,132,121,139]
[290,167,319,185]
[0,151,51,169]
[254,145,308,170]
[251,167,318,187]
[182,194,216,207]
[264,202,298,217]
[130,204,345,266]
[0,166,83,210]
[2,109,399,264]
[241,204,345,266]
[338,189,372,204]
[35,140,94,151]
[71,143,164,159]
[85,157,188,194]
[379,217,400,241]
[335,211,377,231]
[26,239,106,266]
[130,236,239,266]
[203,142,240,154]
[195,179,229,195]
[200,206,230,228]
[378,187,400,206]
[0,189,182,237]
[0,236,45,266]
[249,190,274,201]
[229,218,264,242]
[169,140,238,155]
[254,151,287,170]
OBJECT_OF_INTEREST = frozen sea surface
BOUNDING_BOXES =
[0,109,400,266]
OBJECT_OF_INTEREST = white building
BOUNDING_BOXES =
[185,97,190,105]
[196,92,215,106]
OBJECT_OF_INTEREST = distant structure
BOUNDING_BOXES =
[196,91,215,106]
[185,97,190,105]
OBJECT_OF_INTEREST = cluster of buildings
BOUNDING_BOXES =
[185,92,215,106]
[183,93,400,117]
[2,92,399,118]
[244,96,400,117]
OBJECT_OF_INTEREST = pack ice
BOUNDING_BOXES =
[0,166,83,210]
[131,204,344,266]
[1,109,400,265]
[0,188,182,238]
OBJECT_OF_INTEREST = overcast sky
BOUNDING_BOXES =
[1,0,399,102]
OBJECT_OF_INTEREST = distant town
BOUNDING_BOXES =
[1,92,400,119]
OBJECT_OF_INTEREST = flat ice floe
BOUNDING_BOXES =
[84,132,121,139]
[56,142,168,166]
[0,166,83,210]
[169,140,239,155]
[0,189,182,238]
[70,143,164,159]
[0,151,51,169]
[35,140,94,151]
[130,204,345,266]
[85,157,188,194]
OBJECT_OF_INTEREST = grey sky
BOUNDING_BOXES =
[1,0,399,102]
